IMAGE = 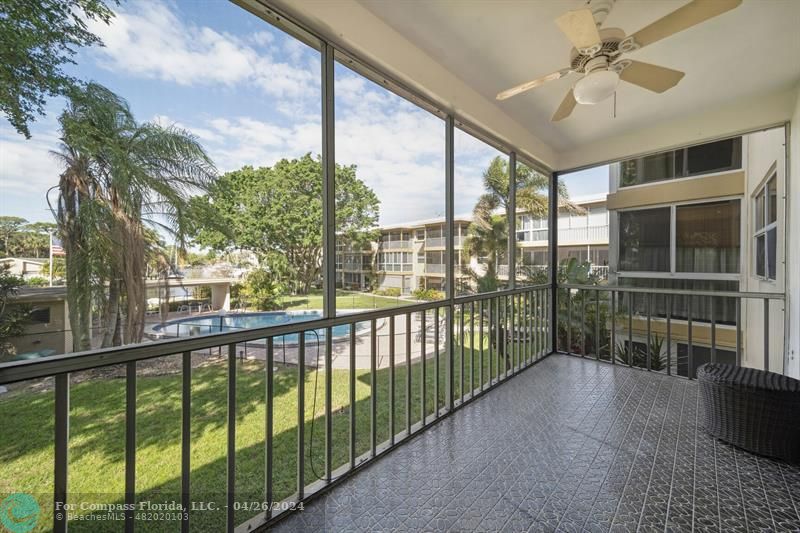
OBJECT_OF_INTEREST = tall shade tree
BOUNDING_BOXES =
[191,155,379,294]
[0,0,115,138]
[51,83,216,350]
[0,216,27,254]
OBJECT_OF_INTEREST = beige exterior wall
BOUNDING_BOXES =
[606,170,744,210]
[7,298,70,357]
[742,128,787,373]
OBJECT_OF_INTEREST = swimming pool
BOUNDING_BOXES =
[152,311,364,344]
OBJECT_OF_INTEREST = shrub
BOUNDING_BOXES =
[375,287,401,297]
[24,276,48,287]
[412,287,444,301]
[239,268,283,311]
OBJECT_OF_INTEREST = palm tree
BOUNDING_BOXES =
[466,156,579,292]
[50,83,216,350]
[472,157,575,224]
[463,214,507,293]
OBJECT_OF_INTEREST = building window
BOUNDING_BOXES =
[618,207,671,271]
[417,252,425,263]
[753,173,777,280]
[675,199,740,274]
[618,200,741,275]
[620,137,741,187]
[29,307,51,324]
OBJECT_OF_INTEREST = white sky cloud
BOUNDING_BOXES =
[89,1,318,101]
[1,0,516,227]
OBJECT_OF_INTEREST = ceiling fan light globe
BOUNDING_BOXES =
[573,70,620,105]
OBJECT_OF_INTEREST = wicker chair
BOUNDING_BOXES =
[698,363,800,465]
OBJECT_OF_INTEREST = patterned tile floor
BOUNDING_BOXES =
[272,354,800,532]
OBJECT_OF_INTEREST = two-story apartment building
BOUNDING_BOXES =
[508,196,610,281]
[335,216,473,295]
[606,128,786,377]
[338,197,613,294]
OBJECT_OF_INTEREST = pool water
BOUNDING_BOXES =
[153,311,358,344]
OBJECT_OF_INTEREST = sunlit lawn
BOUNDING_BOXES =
[279,289,414,311]
[0,329,537,532]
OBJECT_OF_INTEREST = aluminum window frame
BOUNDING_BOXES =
[753,171,779,282]
[616,195,744,281]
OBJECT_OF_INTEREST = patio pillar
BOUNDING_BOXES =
[210,283,231,311]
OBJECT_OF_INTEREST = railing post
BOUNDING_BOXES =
[370,319,377,456]
[470,301,476,393]
[646,293,652,371]
[181,352,191,532]
[349,325,356,469]
[610,291,616,365]
[265,339,274,520]
[666,295,672,375]
[687,297,693,378]
[54,373,69,533]
[595,289,600,360]
[125,361,136,532]
[735,298,742,367]
[478,300,484,389]
[421,310,427,424]
[227,343,236,532]
[434,307,440,416]
[296,335,306,501]
[567,290,572,355]
[325,327,332,481]
[710,298,716,364]
[389,316,396,442]
[405,313,412,434]
[764,298,770,372]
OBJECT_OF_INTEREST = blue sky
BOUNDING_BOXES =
[0,0,608,230]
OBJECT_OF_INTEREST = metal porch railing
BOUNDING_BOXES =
[0,284,552,532]
[557,284,786,378]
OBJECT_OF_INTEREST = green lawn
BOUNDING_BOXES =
[278,289,415,311]
[0,325,546,532]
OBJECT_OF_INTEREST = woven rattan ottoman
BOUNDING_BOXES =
[697,363,800,464]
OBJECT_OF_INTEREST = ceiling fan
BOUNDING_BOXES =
[496,0,742,121]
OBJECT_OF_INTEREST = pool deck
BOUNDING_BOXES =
[147,311,445,370]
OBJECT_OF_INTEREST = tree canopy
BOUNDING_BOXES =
[190,155,380,294]
[0,0,115,138]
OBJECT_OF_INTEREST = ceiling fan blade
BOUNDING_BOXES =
[619,60,685,93]
[551,89,577,122]
[628,0,742,49]
[496,69,571,101]
[555,9,602,50]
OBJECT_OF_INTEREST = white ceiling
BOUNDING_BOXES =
[358,0,800,154]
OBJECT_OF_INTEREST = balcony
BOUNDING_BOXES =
[517,225,609,245]
[380,240,413,250]
[425,236,463,249]
[3,282,795,532]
